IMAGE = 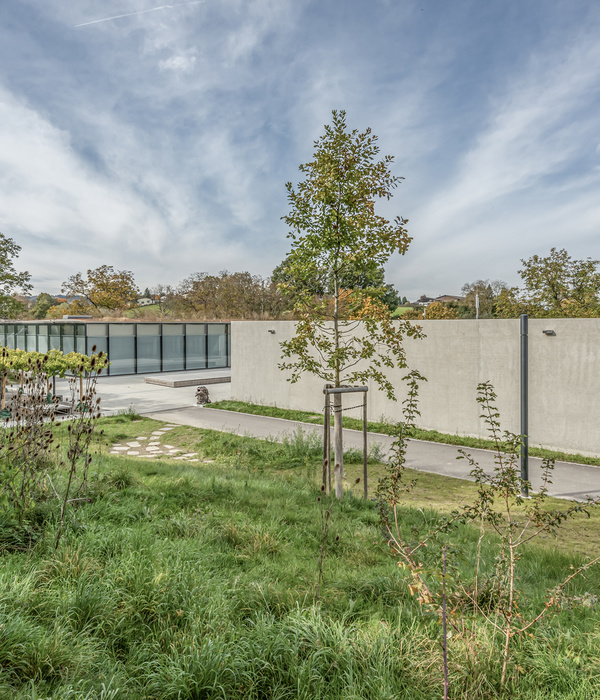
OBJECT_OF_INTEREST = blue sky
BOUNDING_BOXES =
[1,0,599,298]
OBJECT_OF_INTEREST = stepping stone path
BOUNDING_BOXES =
[108,424,207,462]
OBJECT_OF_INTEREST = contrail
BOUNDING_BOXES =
[74,1,205,28]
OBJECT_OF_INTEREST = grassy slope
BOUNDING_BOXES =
[209,400,600,468]
[1,415,599,698]
[391,306,414,316]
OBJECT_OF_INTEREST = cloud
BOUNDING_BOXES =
[158,49,197,73]
[0,87,175,281]
[382,18,600,296]
[5,0,600,299]
[416,28,600,234]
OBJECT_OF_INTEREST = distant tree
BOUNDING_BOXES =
[150,283,173,316]
[62,265,139,313]
[273,255,402,312]
[29,293,58,319]
[46,299,90,320]
[272,257,327,297]
[142,287,152,299]
[279,109,422,498]
[171,271,285,320]
[381,282,403,312]
[0,233,32,318]
[402,301,458,320]
[496,248,600,318]
[46,303,68,320]
[459,279,507,318]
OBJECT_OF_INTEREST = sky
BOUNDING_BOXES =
[1,0,599,299]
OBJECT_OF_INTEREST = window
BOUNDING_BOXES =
[185,324,207,370]
[137,324,161,373]
[108,324,135,375]
[162,324,184,371]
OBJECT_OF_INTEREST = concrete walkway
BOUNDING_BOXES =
[55,369,232,415]
[145,406,600,502]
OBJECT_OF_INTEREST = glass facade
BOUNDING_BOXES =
[137,324,161,374]
[162,324,184,372]
[0,322,230,376]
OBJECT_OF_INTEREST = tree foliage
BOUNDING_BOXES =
[279,109,422,398]
[496,248,600,318]
[272,256,402,312]
[170,271,287,319]
[62,265,139,313]
[402,301,458,320]
[46,299,92,320]
[29,293,58,320]
[0,233,32,318]
[459,279,507,318]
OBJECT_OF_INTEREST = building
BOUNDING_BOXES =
[435,295,463,303]
[0,321,230,376]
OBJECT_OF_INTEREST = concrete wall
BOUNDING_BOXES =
[231,319,600,457]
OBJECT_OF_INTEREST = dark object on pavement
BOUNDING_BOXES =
[196,386,211,405]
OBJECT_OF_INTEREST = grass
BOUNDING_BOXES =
[1,415,600,698]
[209,400,600,468]
[391,306,415,317]
[87,415,600,558]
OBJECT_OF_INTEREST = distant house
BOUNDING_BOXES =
[414,294,463,306]
[137,298,154,307]
[435,295,463,303]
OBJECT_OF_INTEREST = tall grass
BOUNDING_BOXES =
[0,422,598,698]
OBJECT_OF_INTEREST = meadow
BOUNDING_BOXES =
[1,414,599,699]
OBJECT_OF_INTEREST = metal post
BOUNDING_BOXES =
[363,396,368,500]
[327,415,332,494]
[323,387,331,493]
[333,392,343,500]
[520,314,529,497]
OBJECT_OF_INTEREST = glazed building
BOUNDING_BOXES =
[0,322,230,376]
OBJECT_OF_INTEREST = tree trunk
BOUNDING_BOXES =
[333,272,343,499]
[334,392,344,499]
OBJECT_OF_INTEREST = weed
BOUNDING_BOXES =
[378,378,600,689]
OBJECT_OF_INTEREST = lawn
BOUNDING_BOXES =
[391,306,415,317]
[209,400,600,468]
[1,414,599,699]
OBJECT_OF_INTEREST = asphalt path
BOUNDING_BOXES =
[144,406,600,502]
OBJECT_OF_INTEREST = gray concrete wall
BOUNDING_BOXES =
[231,319,600,457]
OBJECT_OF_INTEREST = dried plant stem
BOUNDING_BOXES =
[442,545,449,700]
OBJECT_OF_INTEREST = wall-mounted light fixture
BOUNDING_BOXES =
[542,330,556,336]
[268,329,276,334]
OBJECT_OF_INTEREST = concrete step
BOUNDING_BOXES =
[144,375,231,388]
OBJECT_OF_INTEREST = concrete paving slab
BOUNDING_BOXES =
[144,406,600,502]
[54,370,232,416]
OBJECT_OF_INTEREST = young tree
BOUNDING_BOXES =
[29,293,58,320]
[0,233,32,318]
[62,265,139,313]
[496,248,600,318]
[279,109,422,498]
